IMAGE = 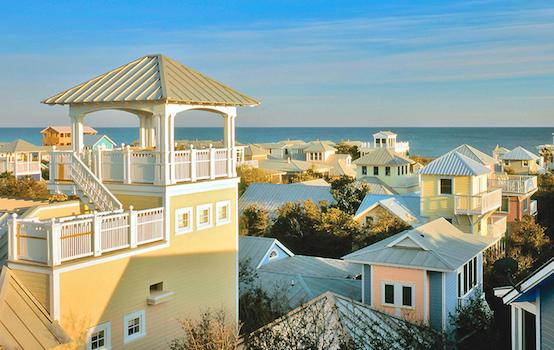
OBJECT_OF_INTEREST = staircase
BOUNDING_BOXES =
[70,153,122,212]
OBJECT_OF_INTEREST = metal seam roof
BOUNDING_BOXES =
[417,150,490,176]
[42,54,259,106]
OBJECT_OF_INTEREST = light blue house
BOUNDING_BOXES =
[496,258,554,350]
[343,218,498,331]
[83,134,116,151]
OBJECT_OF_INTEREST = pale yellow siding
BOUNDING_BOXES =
[57,185,238,349]
[114,194,163,210]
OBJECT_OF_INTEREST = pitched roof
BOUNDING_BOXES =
[299,178,331,187]
[418,151,490,176]
[354,194,423,226]
[373,130,397,138]
[40,125,97,134]
[0,267,70,349]
[452,144,498,166]
[42,54,259,106]
[83,134,117,147]
[499,257,554,304]
[239,183,335,217]
[239,236,294,270]
[356,177,396,195]
[258,158,329,174]
[353,148,414,166]
[0,139,43,153]
[343,218,498,271]
[244,144,269,157]
[500,146,540,161]
[247,292,440,349]
[303,141,337,153]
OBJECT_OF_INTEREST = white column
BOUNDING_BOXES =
[139,115,147,148]
[50,219,62,266]
[8,213,18,261]
[93,213,102,257]
[155,112,173,185]
[148,115,157,148]
[230,115,237,177]
[70,113,85,154]
[129,206,138,248]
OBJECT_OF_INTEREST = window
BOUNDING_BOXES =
[384,284,394,304]
[87,322,111,350]
[523,198,529,211]
[150,282,163,293]
[382,282,414,308]
[361,166,367,175]
[439,178,453,195]
[196,204,213,230]
[523,160,529,167]
[402,286,413,306]
[397,167,400,176]
[373,166,379,176]
[458,256,478,297]
[365,216,374,225]
[504,160,510,166]
[124,310,145,343]
[269,250,278,259]
[385,166,391,176]
[501,197,509,212]
[175,207,193,234]
[216,201,231,225]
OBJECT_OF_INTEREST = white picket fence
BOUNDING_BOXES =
[9,207,164,266]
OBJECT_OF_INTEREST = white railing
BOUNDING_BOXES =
[358,141,410,154]
[488,174,537,195]
[71,153,123,212]
[487,214,507,238]
[0,159,41,176]
[50,146,232,186]
[8,207,164,266]
[454,188,502,215]
[530,200,538,216]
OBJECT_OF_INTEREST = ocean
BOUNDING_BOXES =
[2,127,552,158]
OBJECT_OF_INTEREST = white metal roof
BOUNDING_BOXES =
[353,148,414,166]
[354,194,424,226]
[343,218,498,272]
[373,131,397,138]
[500,146,540,161]
[417,151,490,176]
[42,54,259,106]
[452,144,498,166]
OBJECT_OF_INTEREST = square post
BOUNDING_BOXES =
[70,112,85,155]
[8,213,18,261]
[129,206,138,248]
[93,212,102,257]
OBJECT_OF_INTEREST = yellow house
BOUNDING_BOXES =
[353,148,419,194]
[419,150,503,237]
[500,146,542,175]
[4,54,259,349]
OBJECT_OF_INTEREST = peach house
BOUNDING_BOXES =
[343,218,499,331]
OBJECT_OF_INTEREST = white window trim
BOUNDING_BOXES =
[123,310,146,344]
[196,204,213,230]
[175,207,193,235]
[216,200,231,226]
[87,322,111,350]
[438,177,454,196]
[458,256,479,298]
[381,281,416,309]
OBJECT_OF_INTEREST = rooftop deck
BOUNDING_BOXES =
[488,174,538,196]
[454,188,502,215]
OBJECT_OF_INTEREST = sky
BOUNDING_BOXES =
[1,0,554,127]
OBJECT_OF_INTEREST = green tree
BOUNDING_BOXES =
[329,176,370,215]
[335,142,360,160]
[506,215,552,280]
[449,291,496,349]
[353,212,411,250]
[239,205,270,236]
[237,165,277,196]
[288,168,322,183]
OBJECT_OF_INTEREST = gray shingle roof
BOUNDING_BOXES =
[343,218,498,271]
[500,146,540,161]
[417,151,490,176]
[239,183,335,217]
[248,292,440,349]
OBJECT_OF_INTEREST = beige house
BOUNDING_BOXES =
[500,146,542,174]
[41,125,97,147]
[0,139,45,180]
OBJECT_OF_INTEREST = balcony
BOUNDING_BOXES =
[454,188,502,215]
[359,141,410,154]
[49,146,234,187]
[0,159,41,178]
[8,207,164,266]
[488,174,538,196]
[487,214,507,238]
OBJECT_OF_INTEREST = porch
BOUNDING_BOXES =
[488,174,538,196]
[454,188,502,215]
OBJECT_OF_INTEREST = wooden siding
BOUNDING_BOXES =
[541,280,554,349]
[428,271,443,330]
[444,270,458,330]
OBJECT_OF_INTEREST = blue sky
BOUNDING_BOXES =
[1,0,554,127]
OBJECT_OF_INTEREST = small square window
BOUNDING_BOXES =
[384,284,394,304]
[124,310,145,344]
[87,322,111,350]
[197,204,213,230]
[440,178,453,195]
[216,201,231,225]
[175,207,193,234]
